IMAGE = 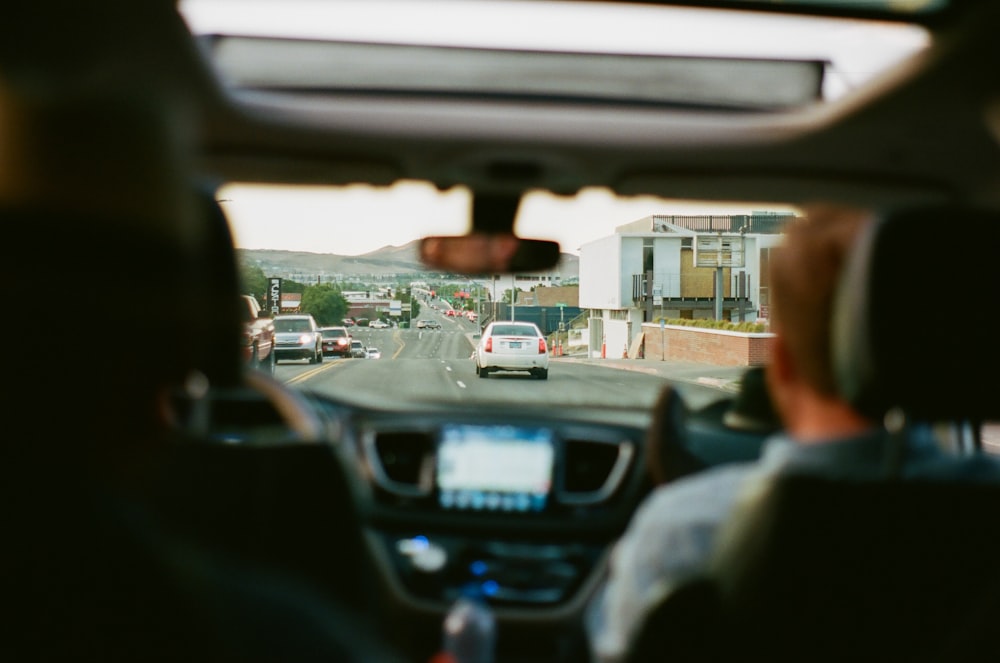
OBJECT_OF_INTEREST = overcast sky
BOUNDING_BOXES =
[187,0,928,256]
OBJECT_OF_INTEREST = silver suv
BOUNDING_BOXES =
[272,314,323,364]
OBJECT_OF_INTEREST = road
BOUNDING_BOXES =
[275,328,729,412]
[273,308,1000,454]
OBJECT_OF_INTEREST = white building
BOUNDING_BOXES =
[580,213,792,357]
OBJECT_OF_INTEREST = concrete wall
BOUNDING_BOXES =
[640,323,773,366]
[580,235,622,309]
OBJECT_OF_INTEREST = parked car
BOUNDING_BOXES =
[239,294,276,375]
[349,339,367,358]
[319,326,352,358]
[476,321,549,380]
[272,314,323,364]
[369,320,390,329]
[366,347,382,360]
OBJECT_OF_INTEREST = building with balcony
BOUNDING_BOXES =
[579,212,795,357]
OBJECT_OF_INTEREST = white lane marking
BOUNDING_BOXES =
[456,381,467,389]
[446,366,453,372]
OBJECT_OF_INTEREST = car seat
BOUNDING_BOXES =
[0,80,397,662]
[623,204,1000,663]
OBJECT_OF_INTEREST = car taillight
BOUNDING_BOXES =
[538,338,546,354]
[485,338,492,353]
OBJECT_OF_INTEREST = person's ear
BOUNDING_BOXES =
[765,335,794,422]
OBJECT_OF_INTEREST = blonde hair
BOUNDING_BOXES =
[768,205,872,396]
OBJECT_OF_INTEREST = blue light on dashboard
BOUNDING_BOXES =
[412,535,429,550]
[481,580,499,596]
[470,560,488,576]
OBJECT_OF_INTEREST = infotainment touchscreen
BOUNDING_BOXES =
[436,424,555,513]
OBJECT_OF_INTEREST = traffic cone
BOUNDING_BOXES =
[601,336,606,358]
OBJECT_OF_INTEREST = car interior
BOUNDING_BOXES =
[5,0,1000,662]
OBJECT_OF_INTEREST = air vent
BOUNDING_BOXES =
[364,430,436,497]
[558,439,634,506]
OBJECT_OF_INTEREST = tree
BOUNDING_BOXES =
[502,288,523,304]
[300,283,349,325]
[239,262,268,302]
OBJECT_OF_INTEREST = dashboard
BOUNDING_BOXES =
[161,375,729,661]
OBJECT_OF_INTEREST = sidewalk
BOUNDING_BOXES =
[550,351,747,393]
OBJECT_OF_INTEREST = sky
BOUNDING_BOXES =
[217,182,785,257]
[186,0,929,257]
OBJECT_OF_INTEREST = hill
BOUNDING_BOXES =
[238,240,580,281]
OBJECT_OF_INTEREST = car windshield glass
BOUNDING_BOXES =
[492,325,538,337]
[276,319,311,333]
[179,0,933,414]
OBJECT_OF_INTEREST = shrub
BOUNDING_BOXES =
[652,317,766,333]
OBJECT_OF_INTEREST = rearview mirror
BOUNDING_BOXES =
[419,233,561,274]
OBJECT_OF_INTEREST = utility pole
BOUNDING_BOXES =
[511,274,516,321]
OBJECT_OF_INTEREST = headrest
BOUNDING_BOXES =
[191,187,244,388]
[0,81,243,392]
[0,83,201,249]
[832,204,1000,422]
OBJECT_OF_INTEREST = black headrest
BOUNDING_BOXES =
[833,204,1000,422]
[192,186,244,388]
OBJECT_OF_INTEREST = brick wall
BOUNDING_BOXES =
[640,323,773,366]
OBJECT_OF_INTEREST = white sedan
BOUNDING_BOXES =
[369,320,390,329]
[475,321,549,380]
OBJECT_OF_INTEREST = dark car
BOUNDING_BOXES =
[320,326,352,358]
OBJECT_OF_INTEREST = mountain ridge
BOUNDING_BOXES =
[238,239,579,279]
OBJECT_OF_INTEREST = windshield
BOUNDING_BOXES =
[179,0,934,415]
[275,318,312,333]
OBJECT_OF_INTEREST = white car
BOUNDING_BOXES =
[369,320,390,329]
[349,340,367,358]
[476,321,548,380]
[366,347,382,359]
[272,314,323,364]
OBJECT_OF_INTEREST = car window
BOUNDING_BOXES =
[275,318,312,333]
[490,325,539,337]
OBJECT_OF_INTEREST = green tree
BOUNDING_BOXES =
[239,262,268,303]
[300,283,349,325]
[502,288,523,304]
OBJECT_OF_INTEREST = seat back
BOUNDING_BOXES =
[624,204,1000,663]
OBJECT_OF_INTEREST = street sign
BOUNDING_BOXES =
[556,302,567,307]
